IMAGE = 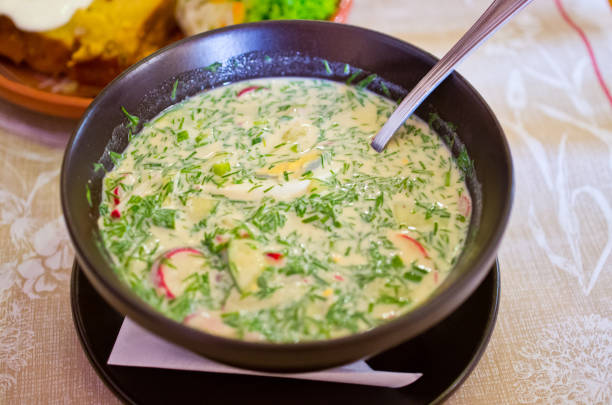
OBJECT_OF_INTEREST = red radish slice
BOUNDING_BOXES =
[387,230,434,273]
[265,252,283,261]
[264,252,285,267]
[398,234,428,257]
[112,186,122,205]
[155,267,175,299]
[334,274,344,281]
[152,247,207,299]
[110,209,121,219]
[458,194,472,217]
[237,86,262,97]
[210,234,230,251]
[166,247,201,257]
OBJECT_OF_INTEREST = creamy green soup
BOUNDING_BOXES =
[98,78,472,342]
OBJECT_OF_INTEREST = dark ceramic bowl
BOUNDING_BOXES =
[61,21,513,372]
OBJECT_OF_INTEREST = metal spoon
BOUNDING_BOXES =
[371,0,533,152]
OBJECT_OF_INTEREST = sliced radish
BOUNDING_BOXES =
[265,252,285,267]
[152,247,207,299]
[237,86,262,97]
[398,233,428,257]
[458,194,472,217]
[334,274,345,281]
[387,230,433,269]
[110,209,121,219]
[209,233,230,252]
[215,235,229,243]
[112,185,122,205]
[265,252,283,261]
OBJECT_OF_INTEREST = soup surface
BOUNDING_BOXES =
[98,78,472,342]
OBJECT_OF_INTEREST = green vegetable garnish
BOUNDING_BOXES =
[121,106,139,128]
[86,184,92,207]
[171,79,179,101]
[242,0,338,21]
[212,162,231,176]
[323,59,332,75]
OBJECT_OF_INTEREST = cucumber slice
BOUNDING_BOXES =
[228,239,265,293]
[188,196,216,221]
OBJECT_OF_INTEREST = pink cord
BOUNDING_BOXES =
[554,0,612,108]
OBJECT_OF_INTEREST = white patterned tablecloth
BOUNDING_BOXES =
[0,0,611,403]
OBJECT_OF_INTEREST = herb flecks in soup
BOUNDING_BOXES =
[98,78,472,342]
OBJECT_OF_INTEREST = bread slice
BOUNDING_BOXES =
[0,0,177,86]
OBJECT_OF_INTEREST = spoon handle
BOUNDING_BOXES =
[371,0,533,152]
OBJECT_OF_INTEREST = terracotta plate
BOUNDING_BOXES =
[0,0,353,119]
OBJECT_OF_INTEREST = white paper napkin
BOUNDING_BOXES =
[108,318,422,388]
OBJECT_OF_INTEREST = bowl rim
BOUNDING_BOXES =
[61,19,513,365]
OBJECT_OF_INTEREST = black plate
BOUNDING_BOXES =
[71,259,499,404]
[62,21,513,371]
